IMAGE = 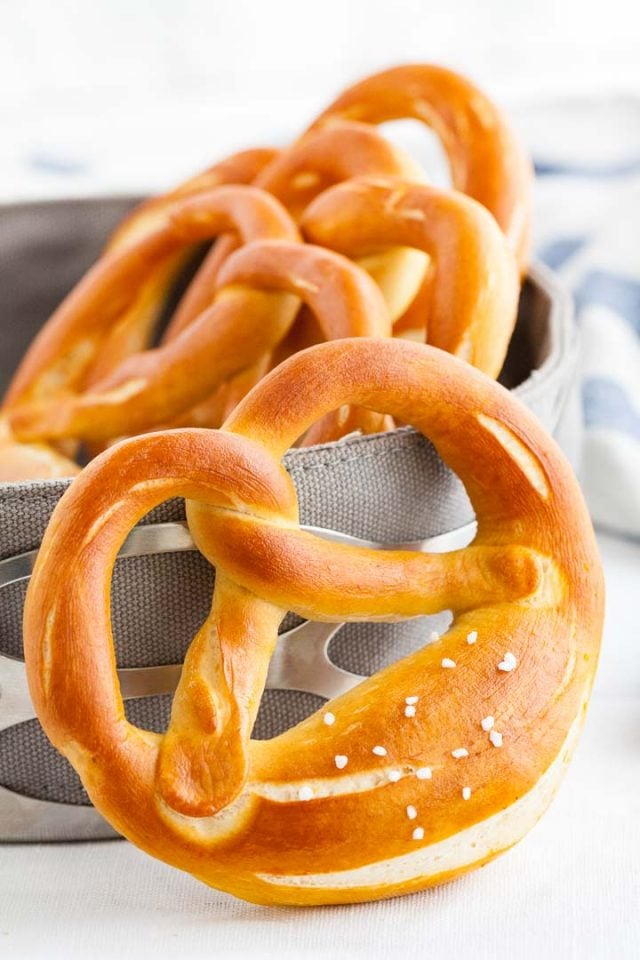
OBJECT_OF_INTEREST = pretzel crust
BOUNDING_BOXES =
[24,339,603,906]
[0,418,80,481]
[8,238,391,443]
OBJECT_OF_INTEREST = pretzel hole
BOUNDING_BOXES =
[252,690,326,740]
[378,119,449,188]
[146,243,210,345]
[107,513,215,733]
[327,612,453,675]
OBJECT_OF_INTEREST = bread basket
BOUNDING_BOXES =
[0,197,580,841]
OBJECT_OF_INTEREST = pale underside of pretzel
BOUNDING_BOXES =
[0,418,80,481]
[24,339,603,907]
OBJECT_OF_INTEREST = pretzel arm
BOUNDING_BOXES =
[25,429,297,821]
[5,188,300,444]
[187,517,548,620]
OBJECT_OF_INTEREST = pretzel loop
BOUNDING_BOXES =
[9,237,391,443]
[5,186,299,414]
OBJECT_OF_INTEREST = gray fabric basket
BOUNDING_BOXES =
[0,197,579,842]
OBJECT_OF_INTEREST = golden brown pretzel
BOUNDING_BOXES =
[161,64,531,424]
[310,63,532,268]
[1,187,299,454]
[163,120,428,343]
[7,238,391,444]
[84,148,280,388]
[4,186,298,411]
[24,338,603,906]
[302,177,519,377]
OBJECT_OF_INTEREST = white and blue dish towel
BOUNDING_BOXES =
[526,95,640,538]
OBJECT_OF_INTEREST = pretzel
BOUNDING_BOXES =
[1,187,299,457]
[2,62,533,471]
[302,177,519,377]
[310,63,532,269]
[84,148,280,388]
[7,234,391,444]
[24,338,603,906]
[157,121,428,432]
[161,63,532,423]
[160,92,529,434]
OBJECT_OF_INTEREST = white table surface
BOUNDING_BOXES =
[1,531,638,960]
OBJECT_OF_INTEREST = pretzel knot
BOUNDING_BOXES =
[24,338,603,906]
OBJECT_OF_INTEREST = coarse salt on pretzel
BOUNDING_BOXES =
[24,338,603,906]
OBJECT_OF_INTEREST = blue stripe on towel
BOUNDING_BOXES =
[534,157,640,178]
[574,269,640,335]
[539,236,587,270]
[583,377,640,438]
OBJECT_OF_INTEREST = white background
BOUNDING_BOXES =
[1,2,639,958]
[1,0,640,200]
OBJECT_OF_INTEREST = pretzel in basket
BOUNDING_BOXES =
[1,61,531,472]
[164,120,428,342]
[24,338,603,906]
[309,63,532,339]
[4,175,517,449]
[84,148,281,388]
[0,184,298,477]
[310,63,532,268]
[6,234,391,444]
[157,121,430,427]
[302,177,519,377]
